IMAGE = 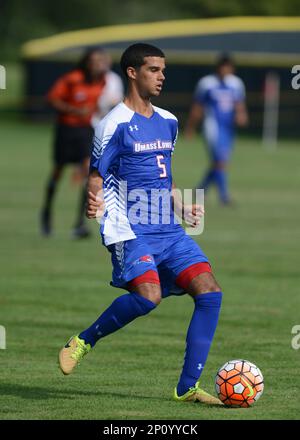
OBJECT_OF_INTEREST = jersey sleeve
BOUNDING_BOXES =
[194,78,209,105]
[90,118,121,177]
[161,117,178,156]
[234,78,246,103]
[171,119,178,154]
[98,72,124,114]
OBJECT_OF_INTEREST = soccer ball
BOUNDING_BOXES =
[215,359,264,407]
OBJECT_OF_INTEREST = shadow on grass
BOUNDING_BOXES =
[0,383,169,402]
[0,383,229,411]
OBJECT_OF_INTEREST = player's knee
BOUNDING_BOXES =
[148,291,162,305]
[204,281,222,293]
[128,270,162,305]
[203,280,222,294]
[143,287,162,305]
[203,274,222,293]
[134,284,162,305]
[189,272,222,295]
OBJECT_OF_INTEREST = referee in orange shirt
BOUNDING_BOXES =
[41,48,109,238]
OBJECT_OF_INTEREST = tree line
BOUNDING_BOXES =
[1,0,300,60]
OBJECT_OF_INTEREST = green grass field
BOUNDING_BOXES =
[0,118,299,420]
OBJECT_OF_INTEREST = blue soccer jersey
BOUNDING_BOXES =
[194,74,245,156]
[90,102,182,246]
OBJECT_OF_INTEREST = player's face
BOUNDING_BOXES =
[134,57,166,98]
[88,52,110,78]
[218,63,234,79]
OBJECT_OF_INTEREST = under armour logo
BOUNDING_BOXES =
[95,324,102,337]
[129,125,138,131]
[197,363,203,371]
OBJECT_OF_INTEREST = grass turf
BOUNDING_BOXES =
[0,118,299,420]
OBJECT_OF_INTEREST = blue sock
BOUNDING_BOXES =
[177,292,223,396]
[79,292,157,347]
[214,169,229,203]
[198,168,216,191]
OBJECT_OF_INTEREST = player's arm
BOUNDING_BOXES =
[49,98,90,116]
[234,79,249,127]
[97,73,124,119]
[86,118,120,219]
[184,102,203,139]
[235,101,249,127]
[185,78,207,139]
[86,170,105,219]
[171,182,204,228]
[47,75,90,116]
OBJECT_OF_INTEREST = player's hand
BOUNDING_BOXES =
[86,190,105,219]
[183,204,205,227]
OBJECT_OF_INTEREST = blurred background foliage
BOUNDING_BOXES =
[1,0,300,61]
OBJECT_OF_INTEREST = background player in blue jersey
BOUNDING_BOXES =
[59,43,224,405]
[185,54,248,205]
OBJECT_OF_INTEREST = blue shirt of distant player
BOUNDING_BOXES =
[194,74,245,152]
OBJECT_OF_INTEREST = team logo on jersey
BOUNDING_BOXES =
[139,255,153,263]
[132,255,154,266]
[129,124,139,131]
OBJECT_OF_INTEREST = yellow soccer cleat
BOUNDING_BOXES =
[59,335,91,375]
[174,381,224,406]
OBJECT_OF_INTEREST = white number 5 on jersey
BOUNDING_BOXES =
[156,154,167,178]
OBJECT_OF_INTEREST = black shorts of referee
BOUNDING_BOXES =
[53,124,94,165]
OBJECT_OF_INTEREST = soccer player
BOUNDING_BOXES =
[91,52,124,128]
[185,54,248,205]
[40,48,109,238]
[58,43,223,405]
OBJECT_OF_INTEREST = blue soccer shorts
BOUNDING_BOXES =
[107,230,210,298]
[204,127,234,162]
